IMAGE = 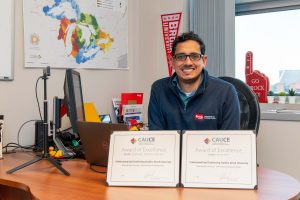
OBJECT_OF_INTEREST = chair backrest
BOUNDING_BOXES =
[219,76,260,135]
[0,178,38,200]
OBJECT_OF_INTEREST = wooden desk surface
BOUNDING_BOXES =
[0,152,299,200]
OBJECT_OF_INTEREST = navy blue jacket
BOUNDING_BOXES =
[148,69,240,130]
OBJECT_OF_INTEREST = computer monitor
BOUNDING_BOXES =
[64,69,85,136]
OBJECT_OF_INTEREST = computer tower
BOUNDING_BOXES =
[34,120,44,151]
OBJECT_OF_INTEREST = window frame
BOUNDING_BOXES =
[236,0,300,16]
[235,0,300,120]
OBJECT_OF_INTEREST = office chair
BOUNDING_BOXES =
[219,76,260,135]
[0,178,39,200]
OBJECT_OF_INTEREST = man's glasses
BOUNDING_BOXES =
[173,53,203,62]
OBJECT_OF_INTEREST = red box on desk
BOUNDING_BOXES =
[119,93,143,116]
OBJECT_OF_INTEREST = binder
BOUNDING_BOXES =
[84,103,101,122]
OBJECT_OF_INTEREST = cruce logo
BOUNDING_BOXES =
[130,138,137,144]
[204,138,211,144]
[212,137,230,143]
[138,137,155,142]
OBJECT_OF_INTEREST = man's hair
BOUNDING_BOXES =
[171,31,206,56]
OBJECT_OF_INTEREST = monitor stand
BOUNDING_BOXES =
[53,133,76,158]
[52,96,75,158]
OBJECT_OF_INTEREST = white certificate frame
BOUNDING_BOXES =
[107,131,180,187]
[181,130,257,189]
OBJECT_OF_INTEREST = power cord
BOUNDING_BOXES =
[9,75,44,150]
[35,76,44,121]
[2,142,35,154]
[3,76,47,153]
[59,126,72,133]
[89,163,107,173]
[17,119,39,146]
[2,119,39,153]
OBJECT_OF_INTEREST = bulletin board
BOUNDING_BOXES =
[0,0,14,80]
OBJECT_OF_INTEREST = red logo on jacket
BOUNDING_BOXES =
[194,113,204,120]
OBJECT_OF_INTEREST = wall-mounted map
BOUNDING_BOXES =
[24,0,128,69]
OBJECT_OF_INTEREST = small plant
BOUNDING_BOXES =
[279,91,286,96]
[267,91,274,96]
[288,88,296,96]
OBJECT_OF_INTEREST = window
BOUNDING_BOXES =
[189,0,300,120]
[235,9,300,94]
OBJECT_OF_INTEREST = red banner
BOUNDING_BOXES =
[245,51,269,103]
[161,12,182,76]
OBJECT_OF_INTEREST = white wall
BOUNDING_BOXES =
[258,120,300,181]
[0,0,187,147]
[129,0,188,121]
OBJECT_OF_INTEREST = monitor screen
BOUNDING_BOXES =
[99,114,112,123]
[64,69,85,136]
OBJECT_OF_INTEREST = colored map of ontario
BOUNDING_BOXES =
[43,0,114,64]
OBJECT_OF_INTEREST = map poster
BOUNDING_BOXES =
[23,0,128,69]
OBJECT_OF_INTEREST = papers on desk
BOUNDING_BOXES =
[106,130,257,189]
[107,131,180,187]
[181,131,257,189]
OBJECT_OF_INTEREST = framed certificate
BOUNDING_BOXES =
[107,131,180,187]
[181,130,257,189]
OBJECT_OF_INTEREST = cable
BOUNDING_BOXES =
[2,142,35,154]
[2,119,38,153]
[59,126,72,133]
[89,163,107,173]
[3,77,45,154]
[3,142,34,149]
[17,119,38,146]
[35,76,44,121]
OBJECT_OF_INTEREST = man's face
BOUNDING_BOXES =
[172,40,207,84]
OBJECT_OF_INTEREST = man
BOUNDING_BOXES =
[148,31,240,130]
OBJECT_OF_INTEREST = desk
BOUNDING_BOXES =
[0,152,299,200]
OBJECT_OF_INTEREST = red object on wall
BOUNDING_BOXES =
[161,12,182,76]
[245,51,270,103]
